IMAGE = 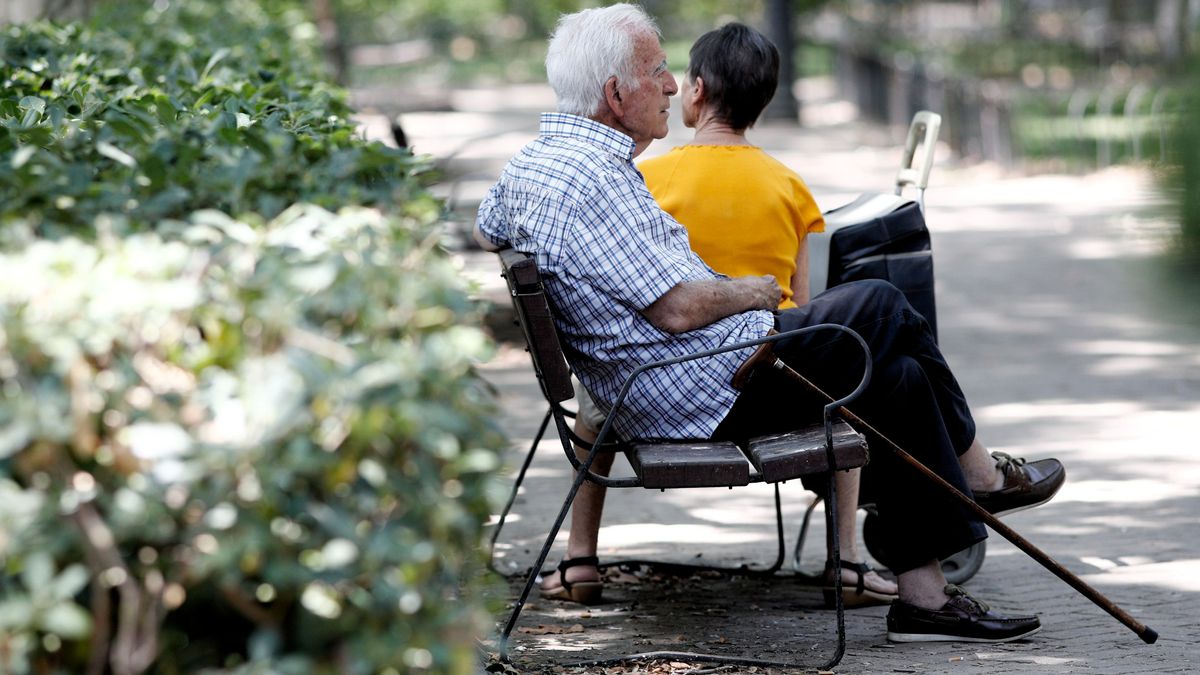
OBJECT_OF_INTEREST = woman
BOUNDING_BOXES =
[639,22,897,606]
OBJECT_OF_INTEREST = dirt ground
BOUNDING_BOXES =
[486,561,861,675]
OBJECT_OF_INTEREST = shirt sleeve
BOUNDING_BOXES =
[792,173,826,236]
[565,173,706,311]
[475,182,510,249]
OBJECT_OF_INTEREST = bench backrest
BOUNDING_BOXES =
[498,248,575,403]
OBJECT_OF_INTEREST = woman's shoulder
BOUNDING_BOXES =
[637,145,694,190]
[638,144,690,170]
[643,144,770,172]
[745,148,817,194]
[741,146,800,174]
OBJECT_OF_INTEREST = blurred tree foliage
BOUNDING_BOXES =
[1161,53,1200,269]
[330,0,769,46]
[326,0,833,95]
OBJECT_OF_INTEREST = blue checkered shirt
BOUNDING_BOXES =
[477,113,774,440]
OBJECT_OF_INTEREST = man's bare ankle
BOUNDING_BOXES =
[899,588,950,611]
[966,464,1004,493]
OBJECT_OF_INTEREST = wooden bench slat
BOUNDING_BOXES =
[498,249,575,403]
[746,421,869,483]
[628,441,751,489]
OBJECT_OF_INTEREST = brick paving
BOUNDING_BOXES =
[363,80,1200,673]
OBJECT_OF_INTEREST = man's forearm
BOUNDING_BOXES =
[643,276,779,334]
[472,224,502,251]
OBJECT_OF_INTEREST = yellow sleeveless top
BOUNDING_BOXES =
[639,145,824,309]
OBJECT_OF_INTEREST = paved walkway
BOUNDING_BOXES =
[365,80,1200,673]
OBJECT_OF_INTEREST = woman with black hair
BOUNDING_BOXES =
[638,22,898,607]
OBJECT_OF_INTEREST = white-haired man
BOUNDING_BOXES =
[475,3,1063,643]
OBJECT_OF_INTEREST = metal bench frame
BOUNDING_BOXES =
[490,248,877,671]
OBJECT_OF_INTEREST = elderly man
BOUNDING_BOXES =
[475,4,1063,644]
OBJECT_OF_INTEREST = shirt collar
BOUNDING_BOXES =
[539,112,636,162]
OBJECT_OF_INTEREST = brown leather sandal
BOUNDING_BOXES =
[538,556,603,605]
[823,559,898,609]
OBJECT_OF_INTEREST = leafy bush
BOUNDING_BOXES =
[1,3,508,674]
[0,206,505,674]
[0,3,427,239]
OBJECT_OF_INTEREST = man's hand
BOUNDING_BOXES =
[642,275,780,334]
[741,274,783,311]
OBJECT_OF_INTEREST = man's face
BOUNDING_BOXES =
[618,31,678,148]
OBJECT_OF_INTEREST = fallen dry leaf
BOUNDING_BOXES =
[483,660,520,674]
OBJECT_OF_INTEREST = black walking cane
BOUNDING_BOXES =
[770,358,1160,645]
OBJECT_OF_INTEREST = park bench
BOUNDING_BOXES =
[489,247,876,671]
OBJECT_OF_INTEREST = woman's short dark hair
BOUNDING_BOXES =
[686,23,779,130]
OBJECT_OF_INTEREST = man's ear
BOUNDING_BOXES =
[603,76,625,119]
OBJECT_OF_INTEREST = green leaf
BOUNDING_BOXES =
[46,103,66,128]
[39,602,92,639]
[193,89,213,111]
[0,597,34,630]
[22,553,54,591]
[97,140,137,167]
[9,146,36,170]
[153,93,180,125]
[201,47,231,80]
[18,96,46,115]
[21,107,43,128]
[141,152,167,188]
[50,565,91,601]
[241,127,274,157]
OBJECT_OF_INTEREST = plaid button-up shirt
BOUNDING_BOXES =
[477,113,773,440]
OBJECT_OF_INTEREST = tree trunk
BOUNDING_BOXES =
[1001,0,1031,39]
[310,0,350,86]
[762,0,799,123]
[1155,0,1191,64]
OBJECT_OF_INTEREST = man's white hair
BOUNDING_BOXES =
[545,4,661,118]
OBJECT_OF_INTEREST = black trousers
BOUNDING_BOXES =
[712,279,986,573]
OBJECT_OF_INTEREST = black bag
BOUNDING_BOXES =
[820,198,937,339]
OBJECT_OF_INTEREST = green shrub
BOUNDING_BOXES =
[0,3,427,239]
[0,206,506,674]
[1,3,508,673]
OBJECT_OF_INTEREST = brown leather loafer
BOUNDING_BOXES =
[973,452,1065,516]
[886,585,1041,643]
